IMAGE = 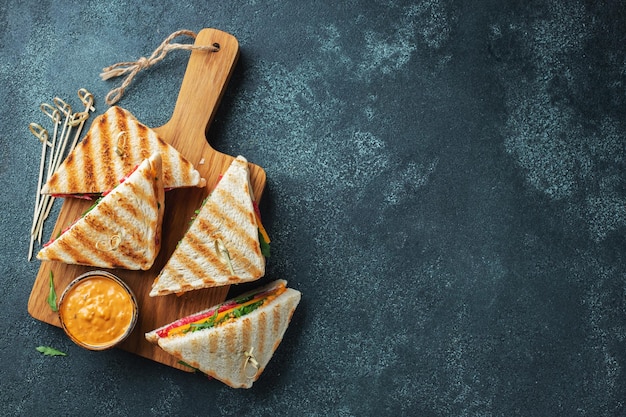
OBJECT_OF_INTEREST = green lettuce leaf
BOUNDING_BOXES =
[259,230,270,257]
[47,272,57,312]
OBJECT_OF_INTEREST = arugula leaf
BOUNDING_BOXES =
[36,346,67,356]
[259,230,270,257]
[215,300,264,325]
[81,196,103,216]
[47,271,57,312]
[232,299,264,318]
[186,308,219,333]
[234,293,255,304]
[178,360,200,372]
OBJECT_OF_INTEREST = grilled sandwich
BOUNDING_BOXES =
[41,106,205,197]
[145,279,301,388]
[149,155,268,296]
[37,152,165,270]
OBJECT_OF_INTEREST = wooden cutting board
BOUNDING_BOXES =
[27,28,266,371]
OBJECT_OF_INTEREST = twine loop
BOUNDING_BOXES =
[100,30,219,105]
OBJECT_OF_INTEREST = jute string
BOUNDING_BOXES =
[100,30,219,105]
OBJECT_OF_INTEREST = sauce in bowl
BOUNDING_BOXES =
[59,271,137,350]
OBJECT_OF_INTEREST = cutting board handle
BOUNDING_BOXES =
[161,28,239,146]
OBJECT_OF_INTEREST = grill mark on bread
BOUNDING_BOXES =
[83,149,96,193]
[162,245,215,290]
[225,324,237,355]
[133,123,151,165]
[272,304,283,351]
[209,197,263,264]
[66,221,114,266]
[117,183,143,219]
[81,213,130,267]
[206,188,264,275]
[87,205,137,267]
[51,230,88,264]
[242,318,252,352]
[91,116,109,191]
[192,215,258,280]
[100,123,116,189]
[92,112,117,191]
[85,189,147,268]
[185,228,231,280]
[257,311,267,356]
[209,331,219,354]
[63,152,77,191]
[213,186,260,248]
[114,106,128,133]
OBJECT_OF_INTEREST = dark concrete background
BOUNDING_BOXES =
[2,0,626,415]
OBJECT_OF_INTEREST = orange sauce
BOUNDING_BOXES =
[59,274,136,349]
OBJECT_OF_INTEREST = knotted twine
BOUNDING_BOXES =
[100,30,219,105]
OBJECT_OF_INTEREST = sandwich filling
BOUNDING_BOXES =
[253,201,271,257]
[155,282,287,339]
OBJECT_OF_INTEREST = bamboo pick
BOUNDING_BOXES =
[69,89,95,150]
[30,104,61,238]
[27,123,50,260]
[30,90,95,253]
[36,116,94,243]
[48,97,72,177]
[35,113,76,244]
[33,99,75,244]
[40,103,61,178]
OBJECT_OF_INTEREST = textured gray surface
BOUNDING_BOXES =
[2,0,626,415]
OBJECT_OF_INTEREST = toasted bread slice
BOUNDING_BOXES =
[37,153,165,270]
[146,280,301,388]
[150,155,265,296]
[41,106,204,196]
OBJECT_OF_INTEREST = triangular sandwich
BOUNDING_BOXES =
[41,106,205,197]
[37,152,165,270]
[150,155,268,296]
[146,279,301,388]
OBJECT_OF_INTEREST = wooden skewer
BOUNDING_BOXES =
[36,194,55,243]
[49,97,72,177]
[40,103,61,178]
[35,112,76,245]
[78,88,95,112]
[31,101,70,243]
[35,112,78,243]
[29,90,95,259]
[69,89,95,150]
[27,123,50,261]
[30,103,61,236]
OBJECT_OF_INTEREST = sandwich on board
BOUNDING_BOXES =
[37,152,165,270]
[145,279,301,388]
[149,155,269,296]
[41,106,205,197]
